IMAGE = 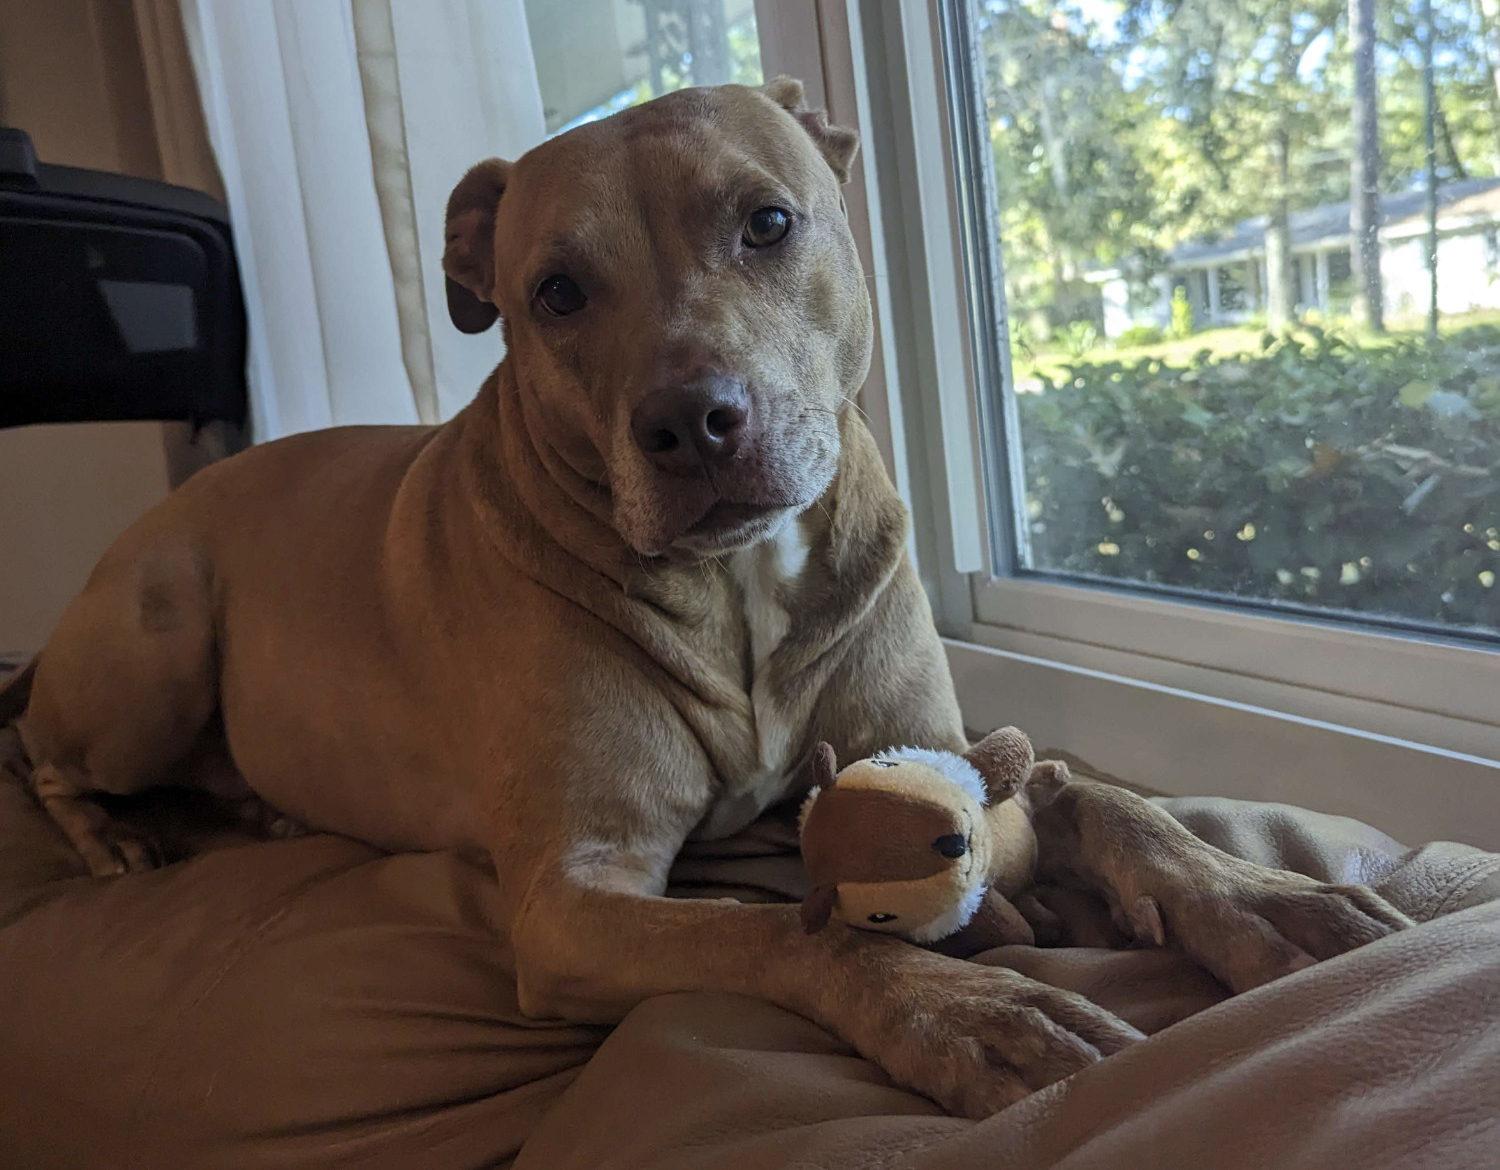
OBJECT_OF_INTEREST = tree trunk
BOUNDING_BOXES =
[1478,0,1500,169]
[1037,74,1070,201]
[1349,0,1384,331]
[1265,129,1296,330]
[1435,105,1470,180]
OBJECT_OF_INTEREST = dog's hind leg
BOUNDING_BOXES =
[31,763,161,875]
[17,532,219,876]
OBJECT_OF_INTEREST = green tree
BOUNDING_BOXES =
[1122,0,1345,328]
[978,0,1500,333]
[1379,1,1500,186]
[976,2,1163,328]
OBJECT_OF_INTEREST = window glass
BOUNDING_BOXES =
[525,0,762,136]
[955,0,1499,637]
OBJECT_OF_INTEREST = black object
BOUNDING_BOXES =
[0,127,247,431]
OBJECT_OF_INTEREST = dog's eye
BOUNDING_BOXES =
[867,913,897,924]
[742,207,791,248]
[869,759,897,768]
[536,274,586,317]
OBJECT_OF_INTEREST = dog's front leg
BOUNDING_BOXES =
[510,842,1142,1118]
[1028,777,1413,993]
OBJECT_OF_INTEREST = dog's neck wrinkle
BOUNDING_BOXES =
[488,364,632,581]
[449,367,746,709]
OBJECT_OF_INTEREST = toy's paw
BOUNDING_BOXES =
[1142,859,1413,994]
[856,952,1142,1117]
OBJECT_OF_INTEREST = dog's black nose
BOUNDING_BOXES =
[932,834,968,859]
[631,377,750,476]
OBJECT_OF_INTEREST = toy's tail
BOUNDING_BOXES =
[0,656,38,727]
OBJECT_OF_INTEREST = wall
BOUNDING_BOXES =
[0,0,211,656]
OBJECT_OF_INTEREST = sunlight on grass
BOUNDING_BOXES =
[1015,309,1500,387]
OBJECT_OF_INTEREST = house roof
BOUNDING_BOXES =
[1169,176,1500,268]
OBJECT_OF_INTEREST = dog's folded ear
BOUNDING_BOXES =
[443,158,510,334]
[763,75,860,184]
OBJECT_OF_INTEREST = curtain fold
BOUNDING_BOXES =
[175,0,546,440]
[360,0,547,421]
[350,0,441,425]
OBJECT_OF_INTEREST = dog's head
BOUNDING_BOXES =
[443,78,871,558]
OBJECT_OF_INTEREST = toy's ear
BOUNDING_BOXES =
[763,75,860,184]
[812,741,838,789]
[443,158,510,334]
[801,883,838,934]
[962,727,1036,800]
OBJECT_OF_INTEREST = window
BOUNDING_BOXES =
[525,0,762,135]
[812,0,1498,838]
[948,0,1498,641]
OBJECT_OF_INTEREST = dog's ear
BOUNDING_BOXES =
[962,727,1036,801]
[443,158,510,334]
[764,75,860,184]
[801,883,837,934]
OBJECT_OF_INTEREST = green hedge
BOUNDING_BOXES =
[1016,325,1500,632]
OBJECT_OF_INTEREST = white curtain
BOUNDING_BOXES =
[177,0,547,440]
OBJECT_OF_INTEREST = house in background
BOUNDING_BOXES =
[1088,176,1500,338]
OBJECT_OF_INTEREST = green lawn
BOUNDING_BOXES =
[1015,308,1500,386]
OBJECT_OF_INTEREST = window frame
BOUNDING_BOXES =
[802,0,1500,845]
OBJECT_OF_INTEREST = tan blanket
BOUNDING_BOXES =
[1,725,1497,1168]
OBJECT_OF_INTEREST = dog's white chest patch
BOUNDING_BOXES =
[697,520,810,839]
[730,518,809,673]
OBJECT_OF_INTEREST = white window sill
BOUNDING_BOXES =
[946,636,1500,852]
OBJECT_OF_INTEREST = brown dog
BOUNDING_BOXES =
[9,79,1410,1117]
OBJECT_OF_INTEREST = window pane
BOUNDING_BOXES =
[956,0,1500,637]
[526,0,762,136]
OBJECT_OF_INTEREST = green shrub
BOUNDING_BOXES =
[1115,324,1165,349]
[1016,325,1500,632]
[1059,320,1099,359]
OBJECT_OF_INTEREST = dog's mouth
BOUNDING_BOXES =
[689,500,775,534]
[672,499,791,556]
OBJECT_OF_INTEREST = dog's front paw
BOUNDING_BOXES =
[857,954,1142,1117]
[1147,861,1413,993]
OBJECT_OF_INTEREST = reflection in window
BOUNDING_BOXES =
[957,0,1499,635]
[525,0,762,137]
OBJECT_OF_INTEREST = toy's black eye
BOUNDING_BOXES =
[536,274,586,316]
[743,207,791,248]
[869,759,897,768]
[932,834,968,859]
[867,912,897,924]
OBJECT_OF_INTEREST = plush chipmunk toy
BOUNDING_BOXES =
[798,727,1064,953]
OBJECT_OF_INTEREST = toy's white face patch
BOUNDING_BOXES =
[834,865,989,942]
[834,872,961,937]
[871,747,989,806]
[908,880,988,942]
